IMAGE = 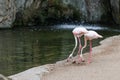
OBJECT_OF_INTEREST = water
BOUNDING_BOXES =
[0,24,120,76]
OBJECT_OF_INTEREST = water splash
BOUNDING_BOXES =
[53,24,108,30]
[52,24,120,32]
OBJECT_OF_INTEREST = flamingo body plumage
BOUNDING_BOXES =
[80,30,103,63]
[67,27,103,64]
[67,27,88,62]
[84,31,103,40]
[72,27,88,37]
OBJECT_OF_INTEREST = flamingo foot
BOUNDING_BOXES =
[73,57,85,64]
[87,59,92,64]
[75,59,82,64]
[82,59,85,62]
[72,60,76,63]
[67,57,73,62]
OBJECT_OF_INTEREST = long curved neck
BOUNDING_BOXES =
[70,35,78,56]
[80,36,87,55]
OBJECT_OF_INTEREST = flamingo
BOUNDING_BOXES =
[80,30,103,64]
[67,27,88,62]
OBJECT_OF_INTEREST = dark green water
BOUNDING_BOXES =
[0,24,120,76]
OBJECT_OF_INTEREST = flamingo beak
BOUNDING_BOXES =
[99,35,103,38]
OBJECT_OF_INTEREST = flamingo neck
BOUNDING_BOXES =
[70,35,78,56]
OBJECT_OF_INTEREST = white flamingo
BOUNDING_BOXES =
[67,27,88,62]
[80,30,103,63]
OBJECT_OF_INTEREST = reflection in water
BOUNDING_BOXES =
[0,28,73,76]
[0,25,120,76]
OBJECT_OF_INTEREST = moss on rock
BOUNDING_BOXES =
[13,0,82,26]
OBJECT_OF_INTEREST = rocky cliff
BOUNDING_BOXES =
[0,0,39,28]
[110,0,120,24]
[62,0,117,24]
[0,0,16,28]
[0,0,119,28]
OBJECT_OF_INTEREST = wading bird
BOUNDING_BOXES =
[67,27,88,62]
[80,30,103,64]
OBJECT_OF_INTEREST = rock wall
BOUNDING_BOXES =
[110,0,120,24]
[62,0,112,23]
[0,0,40,28]
[0,0,16,28]
[0,0,120,28]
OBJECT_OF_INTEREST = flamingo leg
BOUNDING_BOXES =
[67,35,78,62]
[80,37,87,61]
[72,37,82,63]
[77,37,82,55]
[75,37,87,63]
[88,40,92,63]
